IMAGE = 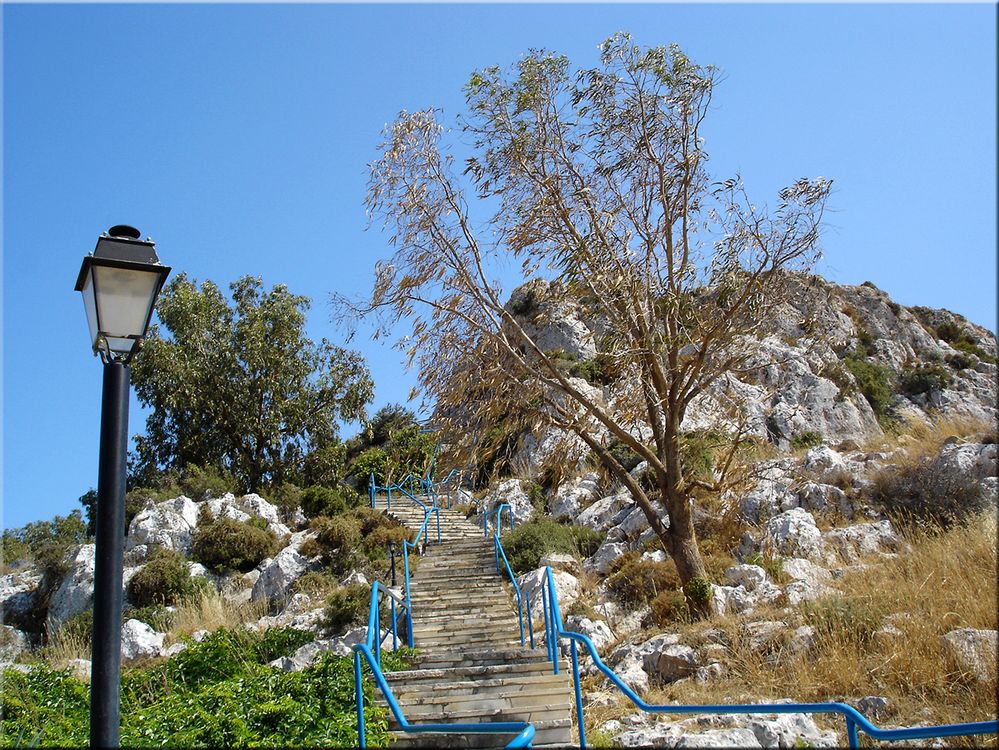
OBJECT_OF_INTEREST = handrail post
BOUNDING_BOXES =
[526,597,535,650]
[387,484,392,510]
[369,474,375,509]
[354,649,366,748]
[374,597,382,668]
[403,543,414,648]
[541,577,552,665]
[435,509,441,544]
[571,640,585,748]
[846,718,859,748]
[391,598,397,651]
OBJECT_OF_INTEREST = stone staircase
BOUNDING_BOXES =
[372,495,576,748]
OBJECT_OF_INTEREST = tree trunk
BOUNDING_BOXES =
[662,487,711,618]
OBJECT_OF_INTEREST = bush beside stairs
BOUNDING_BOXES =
[372,495,576,748]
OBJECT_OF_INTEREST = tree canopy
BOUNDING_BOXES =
[132,274,374,492]
[346,33,831,613]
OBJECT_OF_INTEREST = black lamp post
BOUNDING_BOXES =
[75,225,170,748]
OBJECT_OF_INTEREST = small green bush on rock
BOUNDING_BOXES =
[322,585,370,634]
[192,514,278,573]
[500,519,603,575]
[606,551,679,606]
[127,547,193,607]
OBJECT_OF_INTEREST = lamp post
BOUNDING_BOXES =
[75,225,170,748]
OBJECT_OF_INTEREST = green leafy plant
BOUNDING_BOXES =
[682,575,712,605]
[790,430,823,451]
[322,585,370,634]
[500,519,603,574]
[843,354,896,426]
[899,363,952,396]
[191,513,279,573]
[126,547,194,607]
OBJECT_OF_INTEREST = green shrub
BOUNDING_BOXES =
[351,448,388,486]
[126,604,174,632]
[255,627,314,663]
[1,626,402,748]
[952,338,997,365]
[127,548,194,607]
[300,485,360,519]
[606,552,679,606]
[313,516,362,552]
[790,430,823,451]
[843,355,896,425]
[935,321,997,364]
[606,439,643,472]
[266,482,303,521]
[899,363,952,396]
[177,464,238,501]
[871,459,987,530]
[682,576,712,606]
[322,585,370,634]
[819,360,856,400]
[191,515,278,573]
[500,519,603,575]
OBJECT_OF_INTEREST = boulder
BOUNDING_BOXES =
[251,547,310,603]
[121,619,165,662]
[608,653,649,695]
[239,494,282,525]
[724,565,767,591]
[203,495,251,523]
[0,625,30,663]
[802,446,854,486]
[760,509,825,562]
[584,541,629,575]
[822,520,900,563]
[161,642,188,658]
[940,628,997,682]
[855,695,889,720]
[484,479,533,526]
[577,490,631,531]
[676,729,763,748]
[564,615,614,652]
[797,482,852,517]
[540,553,581,576]
[739,478,798,524]
[709,585,756,617]
[516,568,580,615]
[126,496,200,555]
[550,473,601,520]
[644,643,699,683]
[48,544,96,624]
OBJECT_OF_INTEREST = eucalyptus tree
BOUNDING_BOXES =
[347,34,831,612]
[133,274,374,492]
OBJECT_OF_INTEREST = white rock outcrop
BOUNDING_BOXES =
[120,619,165,662]
[48,545,97,625]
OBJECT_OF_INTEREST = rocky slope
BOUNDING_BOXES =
[2,276,996,747]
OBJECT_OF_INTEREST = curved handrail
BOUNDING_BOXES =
[540,567,999,749]
[353,580,536,749]
[488,504,534,649]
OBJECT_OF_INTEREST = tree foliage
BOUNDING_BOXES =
[132,274,374,492]
[344,34,831,612]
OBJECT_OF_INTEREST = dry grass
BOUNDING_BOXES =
[591,513,998,746]
[864,413,994,459]
[168,589,267,641]
[36,626,91,671]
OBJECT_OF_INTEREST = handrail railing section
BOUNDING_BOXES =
[538,566,999,749]
[354,477,537,748]
[486,503,534,649]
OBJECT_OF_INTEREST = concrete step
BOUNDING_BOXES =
[414,648,551,670]
[383,657,562,685]
[388,701,572,726]
[411,614,521,632]
[387,717,574,748]
[386,672,570,702]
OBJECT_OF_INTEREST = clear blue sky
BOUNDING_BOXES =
[3,3,995,530]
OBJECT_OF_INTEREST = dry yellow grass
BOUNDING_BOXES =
[168,588,267,642]
[36,625,91,671]
[583,513,997,746]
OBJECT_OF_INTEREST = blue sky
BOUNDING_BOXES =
[3,3,996,529]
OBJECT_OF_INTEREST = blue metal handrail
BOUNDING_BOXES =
[353,580,536,748]
[539,567,999,748]
[487,504,534,649]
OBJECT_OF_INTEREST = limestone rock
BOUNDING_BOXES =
[822,520,900,563]
[550,472,601,520]
[724,564,767,591]
[121,619,165,662]
[0,625,29,663]
[540,553,581,576]
[516,568,580,615]
[68,658,92,682]
[48,544,96,625]
[940,628,997,682]
[126,496,199,555]
[564,615,615,652]
[584,540,628,575]
[577,490,631,532]
[741,620,788,651]
[483,479,533,526]
[676,728,762,748]
[644,643,699,683]
[251,546,309,603]
[761,509,825,562]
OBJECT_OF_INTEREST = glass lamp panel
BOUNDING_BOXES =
[92,264,160,352]
[79,270,100,349]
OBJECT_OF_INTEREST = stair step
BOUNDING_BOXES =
[384,659,561,685]
[387,672,569,698]
[387,717,574,748]
[383,682,572,710]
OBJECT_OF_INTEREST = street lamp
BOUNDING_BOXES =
[75,225,170,748]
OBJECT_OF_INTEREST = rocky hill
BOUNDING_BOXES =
[2,275,996,748]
